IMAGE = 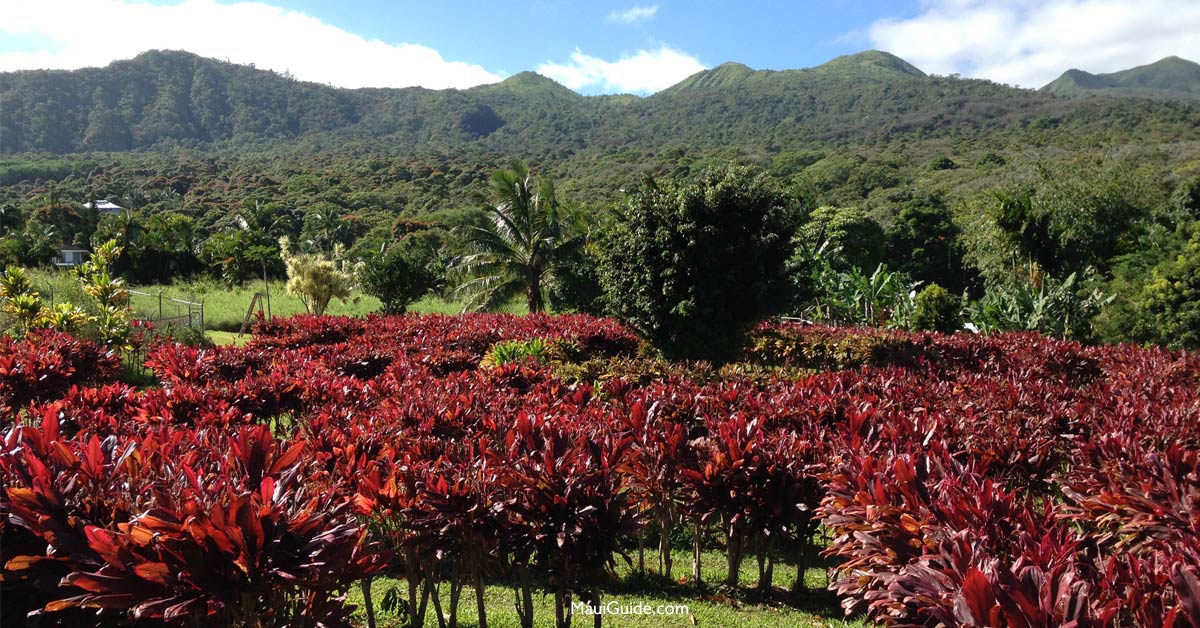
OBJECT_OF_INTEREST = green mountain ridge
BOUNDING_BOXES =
[1,49,1198,156]
[656,51,924,95]
[1041,56,1200,100]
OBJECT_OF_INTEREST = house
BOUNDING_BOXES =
[83,199,124,215]
[55,245,89,267]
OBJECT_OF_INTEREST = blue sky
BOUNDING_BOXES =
[269,1,908,76]
[2,0,1198,94]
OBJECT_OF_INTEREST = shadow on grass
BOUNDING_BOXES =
[607,571,849,619]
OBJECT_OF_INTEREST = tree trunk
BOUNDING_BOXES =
[513,565,534,628]
[725,524,743,587]
[659,508,674,581]
[429,575,446,628]
[554,587,572,628]
[756,535,775,594]
[473,562,489,628]
[582,590,603,628]
[406,552,428,628]
[449,561,463,628]
[527,272,543,313]
[792,535,810,593]
[638,528,645,575]
[692,521,703,587]
[360,577,377,628]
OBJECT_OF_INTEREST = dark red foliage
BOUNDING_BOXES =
[2,419,383,627]
[4,314,1200,627]
[0,330,121,415]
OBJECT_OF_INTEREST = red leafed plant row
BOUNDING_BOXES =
[2,313,1199,628]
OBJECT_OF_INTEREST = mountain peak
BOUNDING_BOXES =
[817,50,926,78]
[475,71,580,99]
[710,61,754,73]
[1042,56,1200,100]
[660,52,925,95]
[497,71,557,87]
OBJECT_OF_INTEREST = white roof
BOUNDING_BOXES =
[85,199,124,211]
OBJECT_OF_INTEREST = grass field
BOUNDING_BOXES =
[205,330,251,346]
[345,549,865,628]
[134,280,528,331]
[28,269,526,333]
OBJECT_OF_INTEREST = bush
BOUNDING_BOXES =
[280,238,356,316]
[597,166,798,363]
[360,239,436,314]
[911,284,962,333]
[966,268,1111,341]
[0,329,121,414]
[547,242,605,315]
[792,205,884,272]
[1135,226,1200,349]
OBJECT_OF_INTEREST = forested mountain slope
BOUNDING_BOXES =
[1042,56,1200,101]
[4,49,1199,156]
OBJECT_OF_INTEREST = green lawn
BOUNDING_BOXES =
[206,330,251,346]
[345,550,865,628]
[27,269,531,332]
[128,280,526,331]
[126,279,383,331]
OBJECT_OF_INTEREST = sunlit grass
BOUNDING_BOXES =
[344,549,865,628]
[206,330,251,346]
[27,268,534,332]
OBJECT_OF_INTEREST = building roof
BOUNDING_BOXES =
[84,199,124,211]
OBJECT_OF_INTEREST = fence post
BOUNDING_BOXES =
[158,290,164,321]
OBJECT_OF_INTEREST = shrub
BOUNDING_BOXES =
[966,268,1112,341]
[1136,226,1200,349]
[0,241,133,349]
[792,205,884,272]
[547,241,605,315]
[481,337,552,368]
[360,239,436,314]
[911,284,962,333]
[0,329,121,414]
[597,166,798,363]
[280,237,356,316]
[2,422,385,628]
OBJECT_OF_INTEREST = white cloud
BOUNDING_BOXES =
[0,0,503,89]
[538,45,705,94]
[866,0,1200,87]
[606,5,659,24]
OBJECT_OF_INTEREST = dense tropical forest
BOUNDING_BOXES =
[1,49,1200,347]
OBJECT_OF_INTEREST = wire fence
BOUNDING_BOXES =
[44,286,204,331]
[126,289,204,330]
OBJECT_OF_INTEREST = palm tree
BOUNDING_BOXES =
[455,163,581,313]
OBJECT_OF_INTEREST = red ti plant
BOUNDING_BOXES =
[682,412,816,591]
[621,398,694,582]
[1062,434,1200,625]
[2,409,145,627]
[3,420,385,627]
[818,442,1108,626]
[502,411,643,628]
[403,438,504,628]
[1063,437,1199,557]
[0,329,120,416]
[343,433,438,628]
